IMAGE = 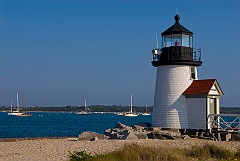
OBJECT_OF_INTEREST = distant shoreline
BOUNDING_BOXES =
[0,106,239,114]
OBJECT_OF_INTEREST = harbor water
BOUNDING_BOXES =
[0,112,151,138]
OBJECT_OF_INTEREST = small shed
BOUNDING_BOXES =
[183,79,224,129]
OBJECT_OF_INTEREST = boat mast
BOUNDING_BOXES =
[24,95,27,114]
[10,100,13,112]
[130,94,133,113]
[84,99,87,112]
[16,93,19,112]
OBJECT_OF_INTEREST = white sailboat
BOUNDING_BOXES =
[76,99,90,115]
[124,94,138,117]
[8,93,23,116]
[142,103,150,116]
[18,95,32,116]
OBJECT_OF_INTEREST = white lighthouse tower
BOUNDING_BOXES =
[151,14,202,129]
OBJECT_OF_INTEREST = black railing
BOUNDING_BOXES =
[193,48,201,61]
[152,47,202,62]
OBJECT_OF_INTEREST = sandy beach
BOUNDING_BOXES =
[0,137,239,161]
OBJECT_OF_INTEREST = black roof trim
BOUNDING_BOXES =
[161,14,193,35]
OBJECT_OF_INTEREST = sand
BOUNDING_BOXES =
[0,138,239,161]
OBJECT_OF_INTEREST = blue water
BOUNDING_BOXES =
[0,112,151,138]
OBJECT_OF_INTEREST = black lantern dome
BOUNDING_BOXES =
[152,14,202,67]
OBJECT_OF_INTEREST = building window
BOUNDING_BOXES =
[190,67,196,79]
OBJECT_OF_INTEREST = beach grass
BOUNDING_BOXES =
[69,143,240,161]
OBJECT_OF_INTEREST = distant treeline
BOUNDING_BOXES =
[0,105,153,113]
[220,107,240,114]
[0,106,239,114]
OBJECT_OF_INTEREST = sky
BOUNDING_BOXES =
[0,0,239,107]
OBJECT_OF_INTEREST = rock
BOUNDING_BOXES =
[89,136,99,141]
[135,131,148,139]
[148,127,161,132]
[158,130,181,139]
[154,133,165,140]
[109,132,121,139]
[104,128,112,134]
[182,135,191,140]
[131,122,149,130]
[231,133,240,140]
[78,131,104,141]
[121,130,138,140]
[147,132,156,139]
[114,122,127,129]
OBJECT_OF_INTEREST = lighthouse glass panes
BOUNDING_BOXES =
[182,34,192,47]
[171,34,181,46]
[163,34,192,47]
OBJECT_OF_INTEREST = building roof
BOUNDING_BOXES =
[161,14,193,35]
[183,79,224,95]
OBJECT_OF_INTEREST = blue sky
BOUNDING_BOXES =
[0,0,239,107]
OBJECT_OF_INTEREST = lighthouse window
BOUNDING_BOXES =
[163,35,171,47]
[190,67,196,79]
[182,34,190,47]
[172,34,181,46]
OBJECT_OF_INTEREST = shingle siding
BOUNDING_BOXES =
[152,65,193,129]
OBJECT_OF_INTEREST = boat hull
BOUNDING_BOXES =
[124,113,138,117]
[8,112,23,116]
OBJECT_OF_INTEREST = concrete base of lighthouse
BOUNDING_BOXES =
[152,65,196,129]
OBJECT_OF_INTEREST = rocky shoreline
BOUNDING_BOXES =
[78,122,240,141]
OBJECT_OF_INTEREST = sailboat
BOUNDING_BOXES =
[8,93,23,116]
[76,99,90,115]
[142,103,151,116]
[124,94,138,117]
[18,95,32,116]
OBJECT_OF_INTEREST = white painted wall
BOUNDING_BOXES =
[186,98,206,129]
[152,65,195,129]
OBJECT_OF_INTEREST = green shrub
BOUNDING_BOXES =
[68,151,93,161]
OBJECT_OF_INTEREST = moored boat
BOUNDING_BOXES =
[124,94,138,117]
[76,99,90,115]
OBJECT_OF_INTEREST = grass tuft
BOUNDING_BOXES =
[69,143,240,161]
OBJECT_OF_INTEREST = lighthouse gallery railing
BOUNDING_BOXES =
[152,48,201,62]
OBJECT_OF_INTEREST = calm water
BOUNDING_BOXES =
[0,112,151,138]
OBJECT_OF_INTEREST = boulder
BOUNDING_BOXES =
[159,130,181,139]
[182,135,191,140]
[114,122,127,129]
[121,130,138,140]
[78,131,104,141]
[131,122,150,130]
[109,132,121,139]
[89,136,99,141]
[147,132,156,139]
[134,131,148,139]
[231,132,240,140]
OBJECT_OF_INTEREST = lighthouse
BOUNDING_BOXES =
[151,14,223,131]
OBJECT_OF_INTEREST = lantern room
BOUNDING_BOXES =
[152,14,202,67]
[162,14,193,48]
